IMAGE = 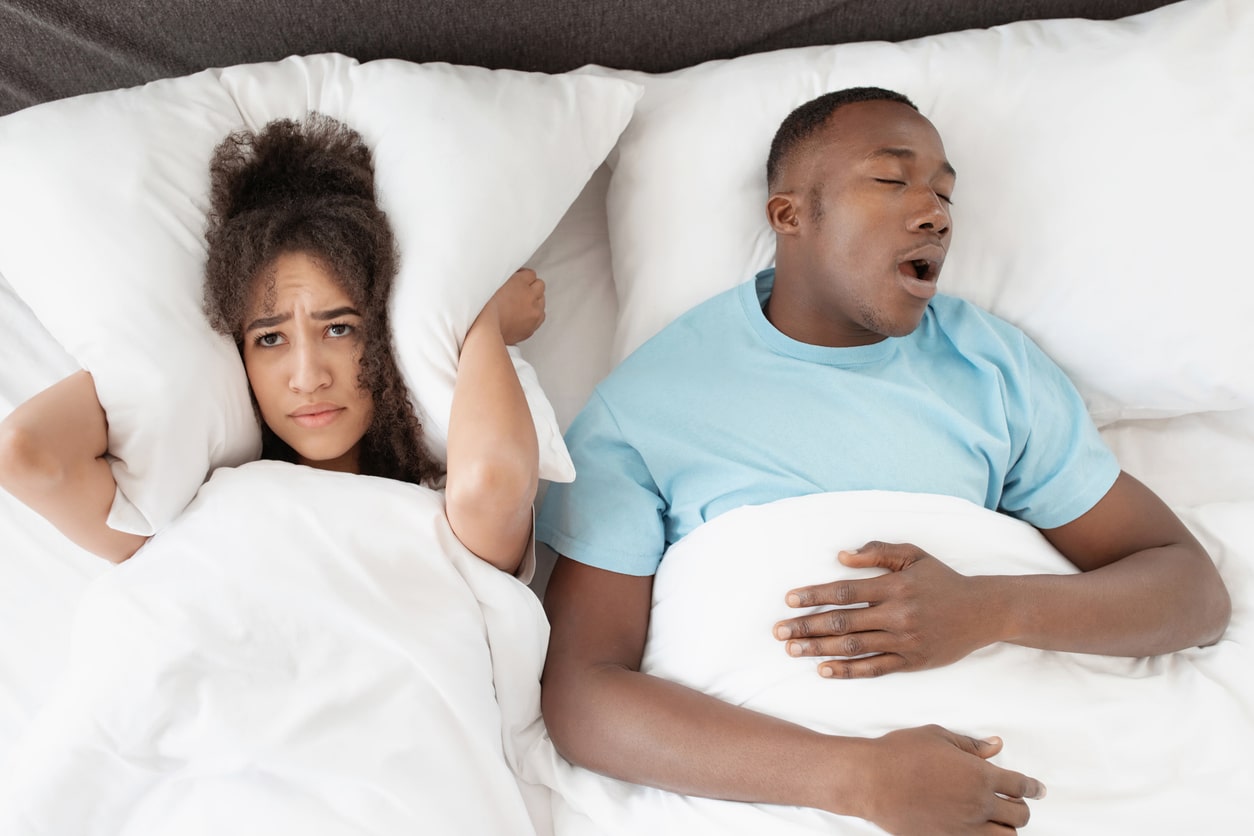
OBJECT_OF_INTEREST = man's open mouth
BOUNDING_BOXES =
[900,258,939,281]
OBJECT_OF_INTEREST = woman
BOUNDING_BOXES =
[0,114,541,575]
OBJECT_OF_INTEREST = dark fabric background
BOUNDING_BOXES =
[1,0,1179,116]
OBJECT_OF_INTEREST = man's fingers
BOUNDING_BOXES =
[991,796,1031,829]
[775,603,878,639]
[838,540,926,572]
[784,577,882,609]
[953,733,1004,759]
[993,767,1047,801]
[817,653,907,679]
[784,542,929,608]
[783,630,896,658]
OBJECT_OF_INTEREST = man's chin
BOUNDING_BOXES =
[870,314,926,339]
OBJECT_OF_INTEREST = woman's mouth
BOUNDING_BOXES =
[290,404,345,428]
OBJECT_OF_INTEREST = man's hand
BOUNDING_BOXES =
[849,726,1044,835]
[773,541,1002,678]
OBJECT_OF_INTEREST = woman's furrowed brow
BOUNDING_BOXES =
[245,312,289,332]
[245,306,360,332]
[313,306,361,321]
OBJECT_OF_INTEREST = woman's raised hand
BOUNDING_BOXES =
[483,268,546,346]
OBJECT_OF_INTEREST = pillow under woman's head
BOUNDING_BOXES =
[201,113,441,486]
[0,54,642,535]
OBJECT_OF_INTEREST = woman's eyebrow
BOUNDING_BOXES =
[245,312,289,332]
[312,306,361,321]
[245,306,361,333]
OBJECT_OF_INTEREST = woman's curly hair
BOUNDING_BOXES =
[202,113,442,485]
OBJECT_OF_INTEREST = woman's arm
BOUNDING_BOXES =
[0,370,148,563]
[444,269,545,573]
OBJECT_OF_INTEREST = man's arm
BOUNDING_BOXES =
[774,472,1231,677]
[541,555,1045,833]
[1011,470,1229,653]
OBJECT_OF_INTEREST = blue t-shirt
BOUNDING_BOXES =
[538,270,1120,576]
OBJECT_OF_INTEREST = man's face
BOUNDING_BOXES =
[777,100,955,345]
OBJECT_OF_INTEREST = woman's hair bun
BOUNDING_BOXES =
[208,112,376,222]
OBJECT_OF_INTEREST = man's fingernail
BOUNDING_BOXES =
[787,642,803,656]
[1034,784,1048,800]
[785,593,801,607]
[819,665,834,678]
[775,625,791,639]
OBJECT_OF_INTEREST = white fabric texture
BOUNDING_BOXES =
[588,0,1254,424]
[535,491,1254,834]
[520,164,620,435]
[0,53,642,535]
[0,462,553,836]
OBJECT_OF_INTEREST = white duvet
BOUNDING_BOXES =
[537,491,1254,834]
[0,461,552,836]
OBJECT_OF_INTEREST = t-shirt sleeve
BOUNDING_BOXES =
[1000,332,1121,529]
[535,390,667,576]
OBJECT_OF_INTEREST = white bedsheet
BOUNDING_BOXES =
[0,461,552,836]
[536,491,1254,834]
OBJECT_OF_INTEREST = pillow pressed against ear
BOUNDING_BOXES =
[335,60,639,475]
[0,53,641,535]
[588,0,1254,425]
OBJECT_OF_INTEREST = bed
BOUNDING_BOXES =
[1,0,1251,833]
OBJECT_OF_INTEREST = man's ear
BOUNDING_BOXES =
[766,193,801,235]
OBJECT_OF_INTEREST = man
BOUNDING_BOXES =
[536,87,1230,834]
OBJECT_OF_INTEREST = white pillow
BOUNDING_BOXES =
[0,54,641,535]
[588,0,1254,425]
[520,163,619,434]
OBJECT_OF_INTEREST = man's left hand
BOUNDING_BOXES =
[772,541,1000,678]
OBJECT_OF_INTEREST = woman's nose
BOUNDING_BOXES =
[289,339,332,393]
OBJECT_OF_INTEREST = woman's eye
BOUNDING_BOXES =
[937,193,953,205]
[256,332,284,347]
[327,323,354,338]
[874,178,906,186]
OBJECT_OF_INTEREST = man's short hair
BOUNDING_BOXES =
[766,87,918,190]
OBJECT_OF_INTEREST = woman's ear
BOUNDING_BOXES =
[766,193,801,235]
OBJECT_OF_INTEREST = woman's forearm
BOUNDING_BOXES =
[444,305,539,571]
[0,371,147,562]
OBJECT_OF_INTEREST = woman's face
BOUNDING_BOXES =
[241,251,375,474]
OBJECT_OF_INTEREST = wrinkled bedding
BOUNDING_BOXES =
[536,491,1254,834]
[0,461,552,836]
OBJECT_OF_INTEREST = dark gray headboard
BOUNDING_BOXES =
[1,0,1178,117]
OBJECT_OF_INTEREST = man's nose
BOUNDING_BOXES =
[910,190,951,236]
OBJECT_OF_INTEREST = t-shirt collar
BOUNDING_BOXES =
[742,268,899,367]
